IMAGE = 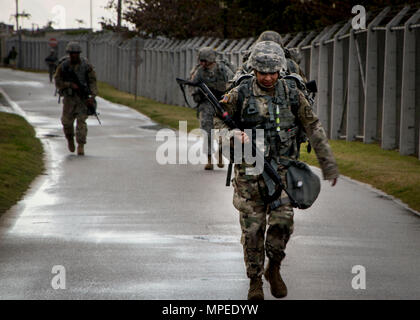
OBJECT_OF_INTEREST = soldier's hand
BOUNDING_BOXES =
[233,130,250,144]
[330,178,337,187]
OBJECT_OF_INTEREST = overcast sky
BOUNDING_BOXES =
[0,0,119,31]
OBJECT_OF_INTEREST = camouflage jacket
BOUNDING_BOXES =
[190,61,234,101]
[55,57,98,97]
[215,77,339,181]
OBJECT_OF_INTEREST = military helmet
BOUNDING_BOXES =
[248,41,287,73]
[256,30,284,48]
[66,41,82,53]
[198,46,216,63]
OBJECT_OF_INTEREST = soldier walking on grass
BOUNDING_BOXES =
[54,42,98,156]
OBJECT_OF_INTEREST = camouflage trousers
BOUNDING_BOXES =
[199,102,215,156]
[232,164,294,279]
[61,96,88,145]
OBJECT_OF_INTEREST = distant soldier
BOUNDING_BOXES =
[45,49,58,83]
[54,42,97,156]
[216,41,338,300]
[6,46,18,68]
[190,46,234,170]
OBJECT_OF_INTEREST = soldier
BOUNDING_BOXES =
[54,42,98,156]
[190,46,234,170]
[6,46,18,68]
[215,41,339,300]
[231,30,306,86]
[45,49,58,83]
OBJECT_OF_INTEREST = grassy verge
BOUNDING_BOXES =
[0,111,44,215]
[98,81,199,132]
[300,140,420,213]
[98,82,420,213]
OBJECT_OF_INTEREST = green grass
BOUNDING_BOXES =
[98,81,420,213]
[98,81,199,132]
[300,140,420,213]
[0,111,44,215]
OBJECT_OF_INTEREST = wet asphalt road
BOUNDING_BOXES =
[0,68,419,300]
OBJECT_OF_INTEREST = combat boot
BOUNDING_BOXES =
[66,136,75,153]
[264,260,287,298]
[205,155,213,170]
[248,277,264,300]
[77,144,85,156]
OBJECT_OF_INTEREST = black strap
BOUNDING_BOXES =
[226,163,233,186]
[178,82,195,109]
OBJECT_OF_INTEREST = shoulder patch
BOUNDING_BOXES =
[305,105,314,119]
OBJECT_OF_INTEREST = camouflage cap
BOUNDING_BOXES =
[248,41,287,73]
[256,30,284,48]
[65,41,82,53]
[198,47,216,62]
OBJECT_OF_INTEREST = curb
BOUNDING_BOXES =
[311,166,420,218]
[0,86,27,118]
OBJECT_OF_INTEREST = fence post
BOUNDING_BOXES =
[281,33,291,45]
[331,21,352,139]
[382,6,411,149]
[363,7,390,143]
[296,30,316,76]
[317,23,341,133]
[309,26,330,111]
[399,8,420,155]
[347,27,366,142]
[286,32,303,48]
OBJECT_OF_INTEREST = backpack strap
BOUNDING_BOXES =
[225,77,253,187]
[281,78,300,118]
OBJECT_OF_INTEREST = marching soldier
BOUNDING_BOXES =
[190,46,234,170]
[215,41,339,300]
[54,42,97,156]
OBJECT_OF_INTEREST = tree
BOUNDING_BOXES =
[75,19,85,28]
[124,0,224,38]
[102,0,420,39]
[43,20,55,30]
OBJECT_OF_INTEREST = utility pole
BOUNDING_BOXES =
[15,0,22,69]
[90,0,93,30]
[117,0,122,31]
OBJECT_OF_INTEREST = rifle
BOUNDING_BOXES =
[176,78,292,209]
[66,69,101,125]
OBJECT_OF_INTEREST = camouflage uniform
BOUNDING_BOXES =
[54,43,97,151]
[215,41,338,298]
[190,47,234,157]
[45,49,58,83]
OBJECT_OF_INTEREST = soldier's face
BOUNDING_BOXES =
[200,59,215,70]
[255,71,279,88]
[69,52,80,63]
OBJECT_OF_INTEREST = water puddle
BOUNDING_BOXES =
[0,80,45,88]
